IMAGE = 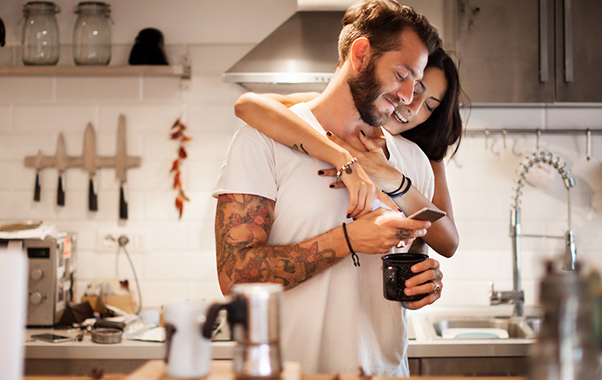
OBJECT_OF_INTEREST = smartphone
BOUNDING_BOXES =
[407,207,446,222]
[31,333,73,343]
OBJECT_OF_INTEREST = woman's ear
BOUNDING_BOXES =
[349,37,371,73]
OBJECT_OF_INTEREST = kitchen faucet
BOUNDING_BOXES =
[490,151,576,318]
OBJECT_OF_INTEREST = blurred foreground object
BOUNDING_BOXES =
[529,260,602,379]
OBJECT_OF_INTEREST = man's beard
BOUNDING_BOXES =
[347,56,393,127]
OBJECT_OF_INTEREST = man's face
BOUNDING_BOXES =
[348,29,429,127]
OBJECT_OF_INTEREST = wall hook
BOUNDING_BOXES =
[586,129,592,161]
[490,137,501,156]
[512,138,522,157]
[484,128,490,150]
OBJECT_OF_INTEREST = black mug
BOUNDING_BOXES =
[382,253,428,302]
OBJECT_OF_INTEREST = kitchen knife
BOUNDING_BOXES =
[83,123,98,211]
[115,115,128,219]
[56,133,67,206]
[33,150,43,201]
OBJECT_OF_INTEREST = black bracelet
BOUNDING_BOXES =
[384,175,406,196]
[342,222,360,267]
[386,176,412,199]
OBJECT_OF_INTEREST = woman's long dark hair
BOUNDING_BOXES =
[400,47,467,161]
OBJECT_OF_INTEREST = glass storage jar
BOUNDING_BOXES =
[22,1,60,65]
[73,2,111,65]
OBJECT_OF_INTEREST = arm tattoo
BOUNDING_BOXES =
[216,194,340,292]
[292,143,309,155]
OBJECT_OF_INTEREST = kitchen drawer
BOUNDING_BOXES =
[418,356,530,376]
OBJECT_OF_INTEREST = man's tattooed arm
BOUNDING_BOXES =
[215,194,343,294]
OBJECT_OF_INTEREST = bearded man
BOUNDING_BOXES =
[214,0,443,375]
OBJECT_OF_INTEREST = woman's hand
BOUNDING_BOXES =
[319,166,399,215]
[327,131,403,192]
[323,159,378,219]
[402,257,443,309]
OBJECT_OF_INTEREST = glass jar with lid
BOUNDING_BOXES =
[22,1,60,65]
[73,2,112,65]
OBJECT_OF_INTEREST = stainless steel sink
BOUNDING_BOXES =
[426,316,538,340]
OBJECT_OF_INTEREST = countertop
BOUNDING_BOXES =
[23,359,528,380]
[25,306,538,360]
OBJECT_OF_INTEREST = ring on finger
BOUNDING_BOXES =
[433,283,441,293]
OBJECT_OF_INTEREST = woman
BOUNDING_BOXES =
[234,48,464,258]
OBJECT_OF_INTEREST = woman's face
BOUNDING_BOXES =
[383,66,448,135]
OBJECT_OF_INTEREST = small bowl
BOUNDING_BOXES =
[91,328,122,344]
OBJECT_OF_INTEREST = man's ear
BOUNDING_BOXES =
[349,37,371,73]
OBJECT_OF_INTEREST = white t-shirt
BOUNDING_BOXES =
[214,103,434,376]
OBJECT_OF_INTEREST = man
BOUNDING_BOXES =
[213,0,443,375]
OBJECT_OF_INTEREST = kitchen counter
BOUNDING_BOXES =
[24,360,528,380]
[25,306,538,376]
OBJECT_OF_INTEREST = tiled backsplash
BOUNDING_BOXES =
[2,60,601,310]
[1,0,601,312]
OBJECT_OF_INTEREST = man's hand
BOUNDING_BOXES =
[345,208,430,254]
[402,257,443,309]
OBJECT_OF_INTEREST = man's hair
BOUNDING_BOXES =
[337,0,441,68]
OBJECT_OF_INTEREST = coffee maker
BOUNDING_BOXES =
[204,283,283,379]
[0,233,77,327]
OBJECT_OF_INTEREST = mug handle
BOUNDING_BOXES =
[164,323,177,364]
[202,302,226,339]
[0,17,5,47]
[202,295,247,339]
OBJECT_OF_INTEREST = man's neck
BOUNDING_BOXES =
[305,64,384,152]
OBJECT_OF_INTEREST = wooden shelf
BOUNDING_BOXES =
[0,64,191,79]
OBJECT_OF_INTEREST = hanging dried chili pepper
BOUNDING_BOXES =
[170,117,191,219]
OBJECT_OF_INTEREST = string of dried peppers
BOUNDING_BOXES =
[170,118,191,218]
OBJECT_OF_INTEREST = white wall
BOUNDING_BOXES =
[0,0,601,312]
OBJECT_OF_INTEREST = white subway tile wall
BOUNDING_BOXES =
[1,0,601,312]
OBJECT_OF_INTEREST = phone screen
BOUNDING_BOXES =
[407,207,446,222]
[31,333,72,343]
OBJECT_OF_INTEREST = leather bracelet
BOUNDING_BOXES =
[384,176,412,199]
[384,174,406,196]
[342,222,360,267]
[336,157,358,178]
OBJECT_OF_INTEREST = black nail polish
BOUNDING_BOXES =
[347,214,351,218]
[326,131,332,136]
[329,184,335,188]
[360,130,366,136]
[318,170,324,175]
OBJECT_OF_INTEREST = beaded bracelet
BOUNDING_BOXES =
[342,222,360,267]
[336,157,358,178]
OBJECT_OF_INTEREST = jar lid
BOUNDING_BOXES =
[76,1,110,7]
[23,1,60,15]
[74,2,111,14]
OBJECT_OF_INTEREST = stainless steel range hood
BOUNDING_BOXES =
[223,11,345,93]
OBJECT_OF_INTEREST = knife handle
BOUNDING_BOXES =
[119,183,128,220]
[34,171,41,202]
[88,178,98,211]
[57,173,65,206]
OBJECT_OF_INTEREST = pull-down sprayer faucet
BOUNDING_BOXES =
[490,151,577,318]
